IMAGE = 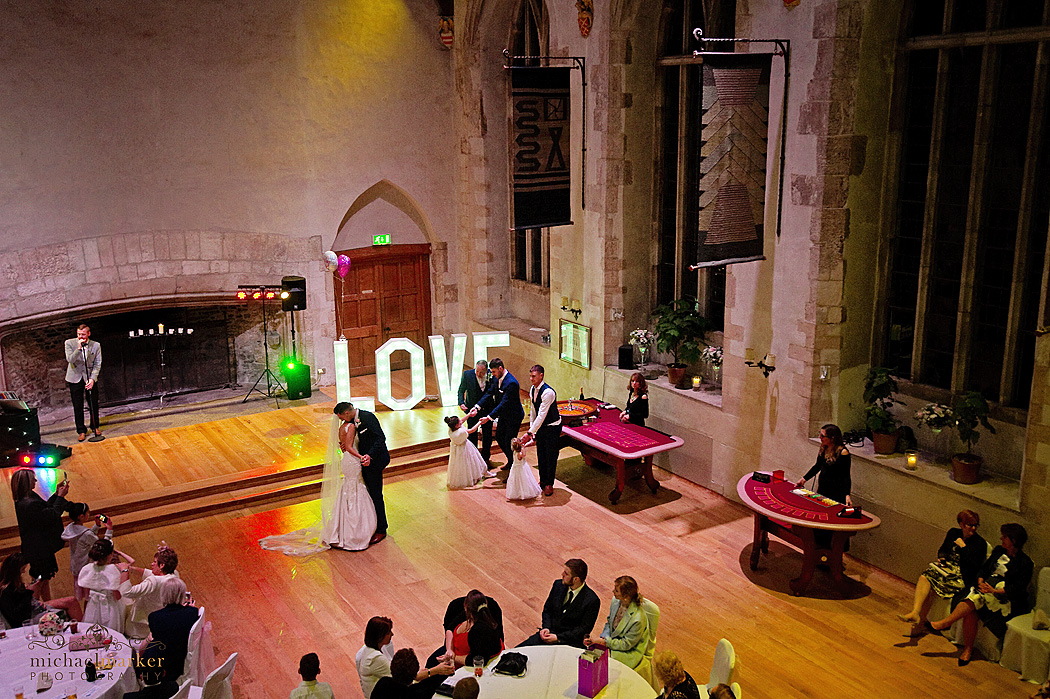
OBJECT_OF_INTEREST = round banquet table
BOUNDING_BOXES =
[0,625,137,699]
[439,645,657,699]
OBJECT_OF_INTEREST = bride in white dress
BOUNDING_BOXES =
[260,411,376,555]
[322,417,378,550]
[444,415,488,489]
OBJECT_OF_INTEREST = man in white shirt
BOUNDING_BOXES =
[520,364,562,497]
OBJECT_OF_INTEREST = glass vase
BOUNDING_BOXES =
[638,346,649,367]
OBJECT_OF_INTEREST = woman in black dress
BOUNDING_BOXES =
[620,373,649,427]
[796,423,852,505]
[930,523,1033,666]
[897,509,987,634]
[11,468,70,602]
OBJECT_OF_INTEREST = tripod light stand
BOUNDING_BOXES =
[240,286,284,408]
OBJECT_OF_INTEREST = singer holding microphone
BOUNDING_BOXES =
[64,324,103,442]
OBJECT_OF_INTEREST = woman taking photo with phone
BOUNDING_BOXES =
[11,469,70,602]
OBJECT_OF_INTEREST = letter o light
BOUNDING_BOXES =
[375,338,426,410]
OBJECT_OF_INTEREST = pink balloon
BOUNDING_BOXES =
[337,254,351,279]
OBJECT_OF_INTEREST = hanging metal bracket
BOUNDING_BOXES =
[503,49,588,211]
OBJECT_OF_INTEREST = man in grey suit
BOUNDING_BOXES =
[64,324,102,441]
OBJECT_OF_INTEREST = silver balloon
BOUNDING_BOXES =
[323,250,339,272]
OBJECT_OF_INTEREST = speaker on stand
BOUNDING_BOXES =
[280,275,311,399]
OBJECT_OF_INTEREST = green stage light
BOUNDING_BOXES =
[287,362,295,370]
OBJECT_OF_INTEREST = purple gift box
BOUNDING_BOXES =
[578,646,609,698]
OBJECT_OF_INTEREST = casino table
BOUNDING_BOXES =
[737,472,881,596]
[559,399,683,504]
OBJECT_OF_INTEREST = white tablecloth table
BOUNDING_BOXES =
[0,626,137,699]
[439,645,657,699]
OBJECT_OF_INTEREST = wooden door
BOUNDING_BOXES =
[335,243,432,376]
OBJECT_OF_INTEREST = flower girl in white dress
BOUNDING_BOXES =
[506,438,542,501]
[444,416,489,489]
[322,417,378,550]
[78,538,124,633]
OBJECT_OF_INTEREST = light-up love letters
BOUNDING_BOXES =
[333,331,510,411]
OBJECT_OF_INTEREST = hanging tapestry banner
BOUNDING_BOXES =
[509,67,572,229]
[694,53,772,268]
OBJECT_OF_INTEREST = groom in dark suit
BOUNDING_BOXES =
[468,358,524,468]
[457,359,494,466]
[518,558,600,648]
[335,401,389,545]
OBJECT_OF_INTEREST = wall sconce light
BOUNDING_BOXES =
[745,352,776,378]
[561,297,582,320]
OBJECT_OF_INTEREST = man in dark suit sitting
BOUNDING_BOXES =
[141,577,200,686]
[518,558,600,648]
[457,360,494,467]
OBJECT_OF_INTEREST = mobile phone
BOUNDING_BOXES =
[97,514,108,523]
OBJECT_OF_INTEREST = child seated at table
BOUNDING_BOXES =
[506,438,542,501]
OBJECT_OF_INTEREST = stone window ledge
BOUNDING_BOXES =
[475,316,551,345]
[605,365,722,409]
[813,437,1021,513]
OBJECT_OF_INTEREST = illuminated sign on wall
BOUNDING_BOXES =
[372,234,392,246]
[335,332,511,412]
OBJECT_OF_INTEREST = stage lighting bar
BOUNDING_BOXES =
[236,284,283,302]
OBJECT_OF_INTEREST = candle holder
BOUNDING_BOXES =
[692,376,701,391]
[904,450,919,471]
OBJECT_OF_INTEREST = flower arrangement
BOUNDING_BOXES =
[38,611,63,636]
[915,403,953,432]
[700,345,723,367]
[629,329,655,348]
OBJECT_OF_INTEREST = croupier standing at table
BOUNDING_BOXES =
[65,323,103,442]
[521,364,562,497]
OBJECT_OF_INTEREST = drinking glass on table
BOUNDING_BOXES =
[473,656,484,677]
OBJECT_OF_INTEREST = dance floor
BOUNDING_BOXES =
[5,377,1034,699]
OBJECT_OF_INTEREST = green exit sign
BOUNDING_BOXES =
[372,234,392,246]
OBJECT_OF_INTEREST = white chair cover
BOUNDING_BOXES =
[700,638,737,693]
[178,606,209,686]
[1001,567,1050,683]
[201,652,237,699]
[635,597,661,690]
[171,679,203,699]
[731,681,742,698]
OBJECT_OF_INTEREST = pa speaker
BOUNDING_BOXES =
[281,275,306,312]
[283,362,312,400]
[618,344,635,370]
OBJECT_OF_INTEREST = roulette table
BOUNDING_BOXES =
[737,472,881,596]
[559,399,683,504]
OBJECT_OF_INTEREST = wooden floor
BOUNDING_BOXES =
[10,373,1033,699]
[0,372,453,529]
[43,463,1032,699]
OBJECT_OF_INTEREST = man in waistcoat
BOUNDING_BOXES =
[520,365,562,497]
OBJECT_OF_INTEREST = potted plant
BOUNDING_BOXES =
[700,345,723,386]
[862,367,901,454]
[652,299,709,388]
[949,391,996,484]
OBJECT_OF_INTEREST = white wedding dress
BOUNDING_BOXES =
[322,435,378,550]
[506,453,542,500]
[446,426,487,489]
[260,415,374,555]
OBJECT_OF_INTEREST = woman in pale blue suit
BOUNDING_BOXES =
[584,575,649,669]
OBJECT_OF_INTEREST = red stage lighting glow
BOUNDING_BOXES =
[236,291,248,300]
[252,291,262,300]
[265,291,276,300]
